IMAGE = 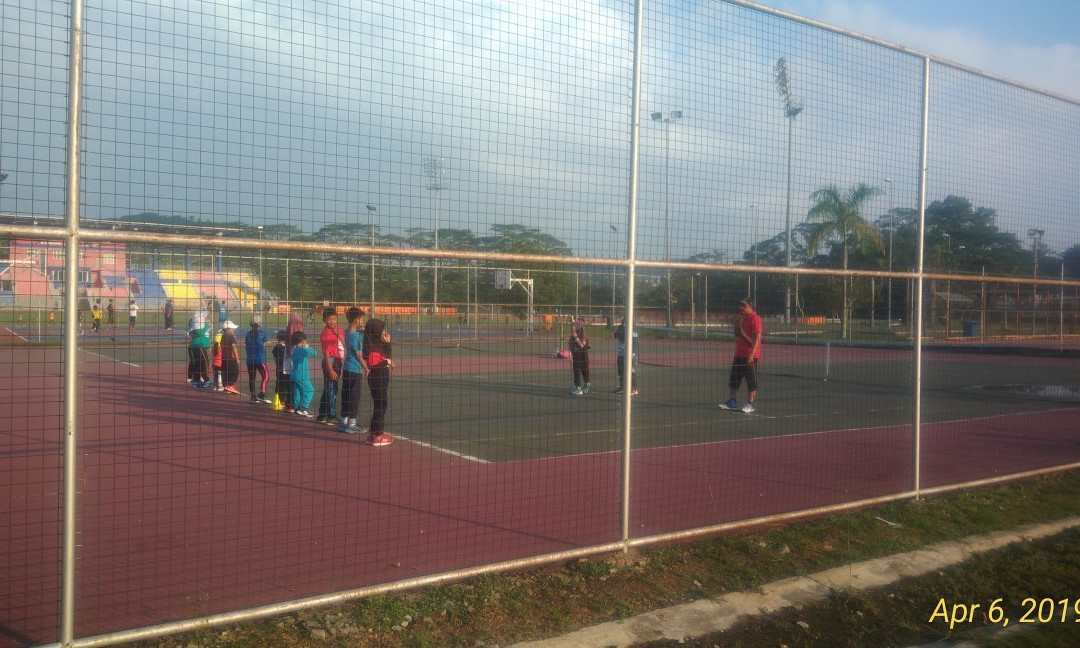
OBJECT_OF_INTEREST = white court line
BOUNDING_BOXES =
[2,326,28,343]
[81,349,141,368]
[496,406,1080,465]
[395,434,490,464]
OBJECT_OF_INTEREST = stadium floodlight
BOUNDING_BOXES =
[651,110,683,330]
[423,157,445,313]
[775,57,803,323]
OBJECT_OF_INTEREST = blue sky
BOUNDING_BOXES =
[765,0,1080,98]
[2,0,1078,260]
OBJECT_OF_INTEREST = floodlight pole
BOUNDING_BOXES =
[750,204,758,305]
[610,224,618,322]
[884,177,893,327]
[367,204,377,312]
[256,225,264,312]
[1028,228,1044,335]
[651,110,681,330]
[424,157,444,314]
[775,58,802,324]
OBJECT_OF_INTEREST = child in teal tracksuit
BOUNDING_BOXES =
[290,331,318,417]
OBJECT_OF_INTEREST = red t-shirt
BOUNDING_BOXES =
[319,326,345,360]
[735,312,762,359]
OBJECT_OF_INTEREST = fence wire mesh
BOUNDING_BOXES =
[2,0,1080,645]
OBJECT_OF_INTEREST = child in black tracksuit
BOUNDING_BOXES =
[272,330,291,409]
[362,318,394,446]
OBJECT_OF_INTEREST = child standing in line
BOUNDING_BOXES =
[290,331,317,417]
[568,316,591,396]
[613,314,640,396]
[338,307,369,434]
[271,330,290,410]
[91,301,102,334]
[211,327,224,391]
[316,309,345,426]
[282,313,305,413]
[245,317,269,403]
[362,318,394,446]
[220,321,242,395]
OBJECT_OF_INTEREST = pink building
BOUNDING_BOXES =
[4,239,130,307]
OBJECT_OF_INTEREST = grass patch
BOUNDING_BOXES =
[641,526,1080,647]
[127,469,1080,648]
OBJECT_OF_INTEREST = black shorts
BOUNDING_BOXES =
[728,356,758,391]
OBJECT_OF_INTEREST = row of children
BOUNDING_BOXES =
[186,307,395,446]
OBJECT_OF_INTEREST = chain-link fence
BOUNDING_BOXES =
[2,0,1080,645]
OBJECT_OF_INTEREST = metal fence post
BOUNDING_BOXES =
[621,0,645,551]
[62,0,87,643]
[912,57,931,499]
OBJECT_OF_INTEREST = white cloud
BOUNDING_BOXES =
[804,0,1080,101]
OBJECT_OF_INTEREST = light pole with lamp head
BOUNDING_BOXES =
[367,204,377,312]
[775,58,803,324]
[423,156,444,313]
[749,203,758,305]
[256,225,264,313]
[651,110,682,330]
[610,224,618,321]
[883,177,893,327]
[1029,228,1044,334]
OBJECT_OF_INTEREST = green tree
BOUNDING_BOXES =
[806,183,884,337]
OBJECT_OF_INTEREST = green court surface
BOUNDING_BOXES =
[63,336,1080,463]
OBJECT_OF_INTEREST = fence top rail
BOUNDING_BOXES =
[5,225,1080,287]
[725,0,1080,107]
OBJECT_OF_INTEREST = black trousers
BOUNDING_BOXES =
[571,350,590,387]
[187,348,199,381]
[368,366,390,433]
[340,370,362,422]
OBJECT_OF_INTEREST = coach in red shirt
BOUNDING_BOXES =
[722,298,762,414]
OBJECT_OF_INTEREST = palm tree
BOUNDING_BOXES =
[806,183,884,338]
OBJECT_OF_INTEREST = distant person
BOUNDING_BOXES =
[106,299,116,331]
[186,313,199,384]
[127,299,139,330]
[722,299,762,414]
[317,309,345,426]
[283,313,305,413]
[290,331,317,418]
[218,300,228,325]
[162,299,174,331]
[244,316,269,403]
[362,318,394,446]
[189,308,213,387]
[91,301,102,335]
[613,314,640,396]
[211,326,224,391]
[338,307,369,434]
[568,316,591,396]
[220,321,241,395]
[271,330,290,411]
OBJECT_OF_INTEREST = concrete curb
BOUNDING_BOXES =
[510,516,1080,648]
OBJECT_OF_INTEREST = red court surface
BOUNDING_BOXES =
[2,347,1078,647]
